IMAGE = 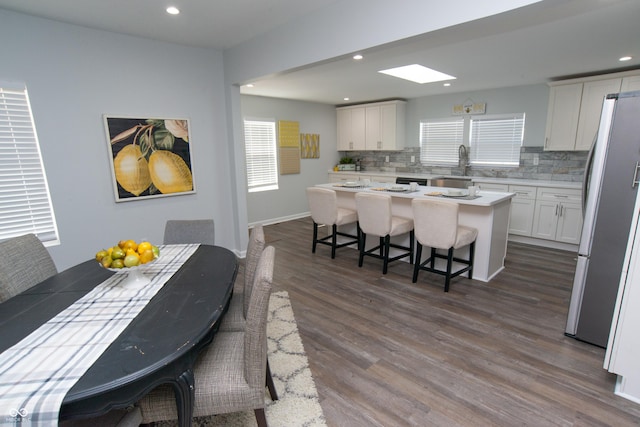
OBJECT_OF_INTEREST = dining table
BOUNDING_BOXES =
[0,244,238,427]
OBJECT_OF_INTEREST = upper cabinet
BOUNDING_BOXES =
[544,70,640,151]
[337,100,406,151]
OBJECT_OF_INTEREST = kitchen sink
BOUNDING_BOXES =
[430,177,472,189]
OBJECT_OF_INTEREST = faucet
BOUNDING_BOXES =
[458,145,470,176]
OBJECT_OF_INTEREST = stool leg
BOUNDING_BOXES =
[331,224,337,259]
[409,230,415,264]
[379,236,384,257]
[382,235,390,274]
[468,241,476,279]
[444,247,454,292]
[358,233,366,267]
[430,247,436,269]
[312,222,318,253]
[412,243,423,283]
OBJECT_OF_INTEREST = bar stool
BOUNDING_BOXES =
[306,187,359,259]
[411,198,478,292]
[355,192,414,274]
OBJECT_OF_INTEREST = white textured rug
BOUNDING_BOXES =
[157,291,326,427]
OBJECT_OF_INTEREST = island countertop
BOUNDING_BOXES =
[317,182,515,207]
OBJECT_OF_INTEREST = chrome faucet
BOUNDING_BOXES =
[458,145,470,176]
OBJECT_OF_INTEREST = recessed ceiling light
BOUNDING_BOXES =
[443,83,451,87]
[353,55,363,60]
[619,56,632,62]
[166,6,180,15]
[343,97,350,101]
[379,64,456,84]
[245,84,254,88]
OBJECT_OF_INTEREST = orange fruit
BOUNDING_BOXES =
[123,239,138,252]
[137,241,152,255]
[140,249,154,264]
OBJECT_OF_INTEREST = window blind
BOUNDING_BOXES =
[0,84,59,244]
[244,119,278,192]
[469,113,525,166]
[419,118,464,165]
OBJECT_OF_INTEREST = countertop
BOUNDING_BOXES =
[327,170,582,189]
[318,182,514,207]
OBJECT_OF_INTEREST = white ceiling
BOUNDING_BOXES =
[1,0,639,105]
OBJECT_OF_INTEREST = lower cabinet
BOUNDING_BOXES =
[508,185,536,236]
[532,187,583,244]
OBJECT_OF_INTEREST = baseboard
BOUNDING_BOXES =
[508,235,578,252]
[249,212,310,228]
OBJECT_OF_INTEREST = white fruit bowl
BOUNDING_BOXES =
[106,256,158,288]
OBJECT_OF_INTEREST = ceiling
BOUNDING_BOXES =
[1,0,639,105]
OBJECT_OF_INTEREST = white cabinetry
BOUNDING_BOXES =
[328,172,362,183]
[508,185,536,236]
[545,70,640,151]
[337,107,365,151]
[532,187,583,244]
[337,100,405,151]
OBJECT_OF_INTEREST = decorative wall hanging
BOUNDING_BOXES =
[104,116,195,202]
[301,133,320,159]
[453,99,486,115]
[278,120,300,174]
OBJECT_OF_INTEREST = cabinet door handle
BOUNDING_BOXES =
[555,205,559,216]
[559,204,563,217]
[553,194,569,198]
[377,141,382,149]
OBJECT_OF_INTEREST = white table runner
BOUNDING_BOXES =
[0,244,199,426]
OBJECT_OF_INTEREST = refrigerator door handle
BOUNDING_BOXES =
[582,134,597,216]
[632,161,640,188]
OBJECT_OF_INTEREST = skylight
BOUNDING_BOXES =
[378,64,456,84]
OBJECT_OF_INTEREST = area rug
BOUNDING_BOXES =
[157,291,326,427]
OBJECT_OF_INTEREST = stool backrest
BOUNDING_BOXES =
[412,199,459,249]
[355,192,392,236]
[306,187,338,225]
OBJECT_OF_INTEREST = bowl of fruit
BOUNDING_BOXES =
[95,240,160,288]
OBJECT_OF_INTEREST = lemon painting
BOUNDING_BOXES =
[104,116,195,201]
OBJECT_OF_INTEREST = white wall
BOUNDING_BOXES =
[241,96,338,224]
[0,10,236,270]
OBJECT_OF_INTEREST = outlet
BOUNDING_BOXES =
[410,155,415,163]
[385,156,390,163]
[533,154,539,165]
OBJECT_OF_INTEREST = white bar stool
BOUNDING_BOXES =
[411,198,477,292]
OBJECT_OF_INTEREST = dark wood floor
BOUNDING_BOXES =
[260,217,640,426]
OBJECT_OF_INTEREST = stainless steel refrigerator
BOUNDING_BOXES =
[565,90,640,348]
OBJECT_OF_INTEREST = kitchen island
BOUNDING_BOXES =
[316,182,515,282]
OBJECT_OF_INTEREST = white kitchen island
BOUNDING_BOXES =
[316,182,515,282]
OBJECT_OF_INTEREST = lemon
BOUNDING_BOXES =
[113,145,152,196]
[123,253,140,268]
[149,150,193,194]
[137,241,152,255]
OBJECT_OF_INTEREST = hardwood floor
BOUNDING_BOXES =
[260,217,640,426]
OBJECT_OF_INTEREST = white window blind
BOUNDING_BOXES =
[419,118,464,165]
[0,84,59,244]
[469,113,525,167]
[244,119,278,192]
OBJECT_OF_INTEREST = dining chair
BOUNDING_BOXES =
[355,192,414,274]
[163,219,215,245]
[137,246,277,427]
[306,187,359,259]
[411,198,478,292]
[0,233,57,303]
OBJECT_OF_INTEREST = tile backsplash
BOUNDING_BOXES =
[341,146,588,182]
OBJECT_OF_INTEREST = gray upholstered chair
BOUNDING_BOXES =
[137,246,277,427]
[163,219,215,245]
[411,198,478,292]
[0,233,57,303]
[355,192,414,274]
[306,187,358,259]
[219,224,265,332]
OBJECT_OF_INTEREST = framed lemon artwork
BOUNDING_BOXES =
[104,116,196,202]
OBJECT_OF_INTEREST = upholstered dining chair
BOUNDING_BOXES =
[163,219,215,245]
[306,187,359,259]
[0,233,57,303]
[355,192,414,274]
[411,198,478,292]
[137,246,277,427]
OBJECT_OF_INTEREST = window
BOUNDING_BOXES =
[469,113,525,166]
[244,119,278,192]
[419,118,464,165]
[0,83,59,244]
